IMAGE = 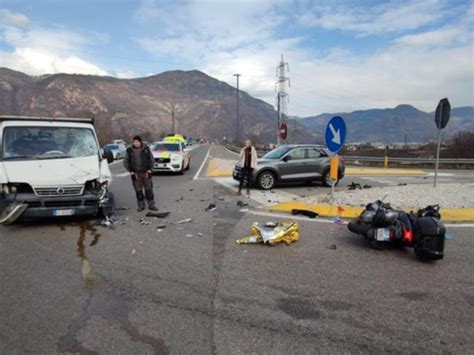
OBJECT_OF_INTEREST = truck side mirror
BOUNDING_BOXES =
[103,148,114,164]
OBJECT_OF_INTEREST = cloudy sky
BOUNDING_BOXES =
[0,0,472,116]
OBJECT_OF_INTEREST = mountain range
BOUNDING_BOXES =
[0,67,472,144]
[299,104,473,143]
[0,67,318,145]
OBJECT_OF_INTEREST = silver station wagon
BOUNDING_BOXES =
[233,144,345,190]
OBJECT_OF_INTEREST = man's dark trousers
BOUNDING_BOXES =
[132,172,155,209]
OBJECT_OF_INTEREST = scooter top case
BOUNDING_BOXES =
[413,216,445,261]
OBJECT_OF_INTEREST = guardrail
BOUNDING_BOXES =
[342,156,474,166]
[224,144,474,168]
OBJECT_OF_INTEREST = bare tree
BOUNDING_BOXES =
[446,131,474,158]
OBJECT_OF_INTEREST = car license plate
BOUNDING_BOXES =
[375,228,391,241]
[53,209,75,217]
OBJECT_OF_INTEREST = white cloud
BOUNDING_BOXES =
[0,10,108,76]
[299,0,445,36]
[394,26,468,46]
[115,70,140,79]
[0,9,30,27]
[134,0,474,116]
[0,47,108,76]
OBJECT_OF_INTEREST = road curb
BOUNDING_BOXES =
[268,201,474,223]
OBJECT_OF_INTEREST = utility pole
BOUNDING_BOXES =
[276,54,290,146]
[171,105,175,133]
[233,73,241,145]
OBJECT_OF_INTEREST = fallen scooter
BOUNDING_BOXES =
[347,200,445,262]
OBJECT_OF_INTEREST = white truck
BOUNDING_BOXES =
[0,115,114,224]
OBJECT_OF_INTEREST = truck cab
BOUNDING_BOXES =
[0,115,114,224]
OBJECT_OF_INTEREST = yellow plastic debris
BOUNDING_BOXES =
[236,222,300,246]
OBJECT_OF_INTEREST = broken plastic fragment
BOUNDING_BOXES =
[186,234,194,238]
[236,222,300,246]
[139,219,151,225]
[237,200,249,207]
[174,218,192,224]
[145,211,170,218]
[0,203,29,225]
[205,203,217,212]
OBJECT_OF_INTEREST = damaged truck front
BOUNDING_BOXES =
[0,116,114,225]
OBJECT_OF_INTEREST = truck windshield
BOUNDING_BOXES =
[2,127,99,161]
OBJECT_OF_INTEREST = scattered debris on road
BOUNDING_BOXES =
[236,222,300,246]
[139,219,151,225]
[328,244,337,250]
[237,200,249,208]
[239,208,249,212]
[145,211,170,218]
[348,182,362,190]
[186,234,194,238]
[131,249,137,255]
[205,203,217,212]
[174,218,193,224]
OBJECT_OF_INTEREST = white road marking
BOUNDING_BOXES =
[426,172,455,177]
[114,172,130,178]
[193,147,211,180]
[445,223,474,228]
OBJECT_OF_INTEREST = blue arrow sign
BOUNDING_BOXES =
[325,116,346,153]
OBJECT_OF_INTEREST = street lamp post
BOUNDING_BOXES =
[233,73,241,145]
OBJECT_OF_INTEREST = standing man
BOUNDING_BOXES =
[124,136,158,211]
[237,139,258,196]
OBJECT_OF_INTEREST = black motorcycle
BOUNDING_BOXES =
[348,200,445,262]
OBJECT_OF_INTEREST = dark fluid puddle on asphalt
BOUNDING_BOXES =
[58,221,102,287]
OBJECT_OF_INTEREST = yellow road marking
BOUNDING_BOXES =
[269,202,474,222]
[206,159,234,177]
[346,167,426,175]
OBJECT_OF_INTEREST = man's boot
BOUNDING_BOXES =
[136,191,145,212]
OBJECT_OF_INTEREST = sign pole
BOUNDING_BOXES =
[434,127,441,188]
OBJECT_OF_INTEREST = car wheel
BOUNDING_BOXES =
[322,169,340,187]
[257,171,276,190]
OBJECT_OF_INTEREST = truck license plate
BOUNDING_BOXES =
[53,209,75,217]
[375,228,391,241]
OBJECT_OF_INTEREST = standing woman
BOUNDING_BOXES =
[237,139,258,196]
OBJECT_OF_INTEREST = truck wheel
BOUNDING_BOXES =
[257,171,276,190]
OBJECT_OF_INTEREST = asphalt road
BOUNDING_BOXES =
[1,145,473,354]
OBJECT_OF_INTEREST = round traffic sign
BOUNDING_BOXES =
[279,123,287,140]
[325,116,346,153]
